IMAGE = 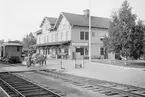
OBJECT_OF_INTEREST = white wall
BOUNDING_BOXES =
[36,15,71,45]
[42,19,51,33]
[71,26,108,44]
[57,15,71,42]
[71,26,108,57]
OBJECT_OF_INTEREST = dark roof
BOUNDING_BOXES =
[62,12,110,29]
[45,17,57,25]
[2,43,22,46]
[35,29,42,35]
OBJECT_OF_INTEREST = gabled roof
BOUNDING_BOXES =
[45,17,57,25]
[61,12,110,29]
[40,17,57,27]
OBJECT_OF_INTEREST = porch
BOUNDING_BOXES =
[35,41,71,59]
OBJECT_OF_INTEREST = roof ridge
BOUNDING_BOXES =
[62,12,109,20]
[62,12,110,29]
[62,12,83,16]
[45,16,57,19]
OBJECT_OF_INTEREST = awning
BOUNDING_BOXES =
[34,41,71,47]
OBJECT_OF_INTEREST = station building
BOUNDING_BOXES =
[35,9,114,59]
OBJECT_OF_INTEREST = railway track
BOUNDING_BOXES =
[35,69,145,97]
[0,72,61,97]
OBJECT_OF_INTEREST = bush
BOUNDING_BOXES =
[115,53,122,60]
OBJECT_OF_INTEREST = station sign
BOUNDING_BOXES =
[72,43,88,46]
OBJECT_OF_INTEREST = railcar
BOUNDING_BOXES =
[0,42,23,63]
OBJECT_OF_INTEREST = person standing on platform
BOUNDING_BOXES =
[27,53,32,67]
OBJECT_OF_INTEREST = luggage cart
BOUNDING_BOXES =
[75,53,84,69]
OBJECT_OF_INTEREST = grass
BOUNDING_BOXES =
[92,59,145,68]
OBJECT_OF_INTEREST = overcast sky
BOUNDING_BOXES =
[0,0,144,41]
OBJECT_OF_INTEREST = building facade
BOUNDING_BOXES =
[35,9,114,59]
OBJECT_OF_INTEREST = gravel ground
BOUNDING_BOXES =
[1,59,145,90]
[0,87,9,97]
[43,59,145,88]
[15,72,107,97]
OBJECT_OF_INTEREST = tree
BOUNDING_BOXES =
[0,39,4,45]
[105,0,137,65]
[130,20,145,59]
[22,32,36,48]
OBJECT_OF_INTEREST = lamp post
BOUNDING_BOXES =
[89,0,91,61]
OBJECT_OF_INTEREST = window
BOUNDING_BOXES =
[85,48,88,55]
[80,31,84,40]
[85,32,89,40]
[52,34,55,42]
[80,48,84,55]
[76,48,80,52]
[100,47,104,55]
[61,33,63,41]
[53,34,55,42]
[66,31,68,40]
[47,35,49,43]
[80,31,89,40]
[17,47,20,52]
[51,34,53,42]
[76,47,88,55]
[47,48,50,54]
[92,32,95,36]
[44,36,46,43]
[55,33,58,42]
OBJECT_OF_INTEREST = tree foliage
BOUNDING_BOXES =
[104,0,140,59]
[0,39,4,45]
[22,32,36,48]
[130,20,145,59]
[103,0,145,60]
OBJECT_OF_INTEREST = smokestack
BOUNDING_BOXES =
[84,9,90,17]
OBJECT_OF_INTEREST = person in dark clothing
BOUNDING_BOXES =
[40,54,46,66]
[42,55,47,65]
[27,53,32,67]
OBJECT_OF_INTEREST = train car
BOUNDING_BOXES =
[0,42,23,63]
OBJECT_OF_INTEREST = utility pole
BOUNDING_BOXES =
[89,0,91,61]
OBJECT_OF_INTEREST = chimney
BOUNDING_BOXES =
[83,9,90,17]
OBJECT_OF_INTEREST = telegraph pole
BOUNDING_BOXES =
[89,0,91,61]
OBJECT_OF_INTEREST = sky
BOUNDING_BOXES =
[0,0,145,41]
